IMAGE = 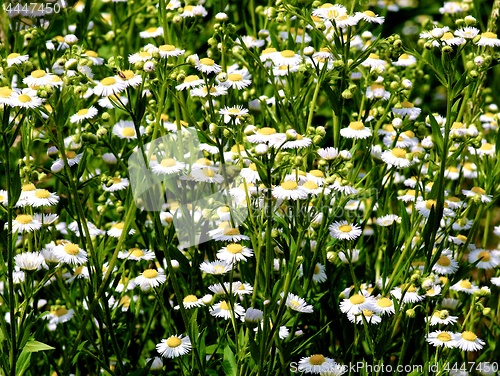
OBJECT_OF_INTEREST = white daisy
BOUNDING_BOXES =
[373,297,395,316]
[219,105,249,124]
[462,186,492,203]
[53,242,88,265]
[208,223,249,242]
[468,249,500,269]
[425,310,458,326]
[135,268,166,291]
[68,220,105,237]
[298,355,340,374]
[199,260,233,275]
[317,147,340,160]
[454,331,485,351]
[220,72,252,90]
[355,10,384,24]
[112,120,144,140]
[392,101,421,119]
[272,181,308,200]
[175,75,204,91]
[158,44,185,58]
[426,331,457,348]
[11,214,42,233]
[217,243,254,263]
[23,69,56,88]
[284,293,314,313]
[107,222,136,238]
[10,90,43,109]
[7,53,29,67]
[139,26,164,38]
[26,189,59,207]
[118,248,156,261]
[151,158,186,175]
[102,177,129,192]
[70,106,98,124]
[195,57,222,74]
[93,76,127,97]
[209,300,245,320]
[156,335,191,358]
[475,32,500,47]
[432,251,459,275]
[340,294,376,315]
[390,285,425,303]
[450,279,479,294]
[118,70,142,88]
[381,148,411,168]
[392,53,417,67]
[14,252,47,271]
[329,221,362,241]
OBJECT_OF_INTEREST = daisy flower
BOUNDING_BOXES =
[462,186,492,203]
[373,297,395,316]
[44,307,75,331]
[175,75,204,91]
[11,214,42,233]
[0,86,15,106]
[83,50,104,65]
[312,263,327,283]
[135,268,166,291]
[108,221,136,238]
[244,308,264,324]
[361,54,386,69]
[425,310,458,326]
[329,221,362,241]
[118,70,142,88]
[23,69,56,88]
[102,177,129,192]
[208,223,249,242]
[450,279,479,294]
[392,101,421,119]
[118,247,156,261]
[217,243,254,263]
[281,134,313,149]
[190,84,228,97]
[355,10,384,24]
[284,293,314,313]
[70,106,98,124]
[340,294,376,315]
[151,158,186,175]
[195,57,222,74]
[191,168,224,183]
[219,105,249,124]
[272,181,308,201]
[300,181,327,196]
[297,355,340,374]
[156,335,191,358]
[392,53,417,67]
[14,252,47,271]
[209,300,245,320]
[426,331,457,348]
[178,295,204,309]
[7,53,29,67]
[432,252,459,274]
[475,32,500,47]
[93,76,127,97]
[10,90,43,109]
[68,220,105,237]
[454,27,480,40]
[454,331,485,351]
[390,285,425,303]
[375,214,400,226]
[347,309,382,325]
[381,148,411,168]
[128,51,153,64]
[199,260,233,275]
[0,189,8,206]
[158,44,185,58]
[112,120,144,140]
[26,189,59,207]
[317,147,339,160]
[180,4,207,17]
[468,249,500,269]
[53,242,88,265]
[365,84,391,100]
[220,72,252,90]
[246,127,286,146]
[338,249,360,264]
[139,26,164,38]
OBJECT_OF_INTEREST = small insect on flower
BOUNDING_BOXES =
[156,335,191,358]
[425,310,458,326]
[135,268,166,291]
[329,221,362,241]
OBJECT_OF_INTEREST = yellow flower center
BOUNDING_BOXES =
[377,298,392,308]
[223,228,240,236]
[8,53,21,59]
[200,57,215,66]
[78,109,90,117]
[111,177,122,184]
[16,214,33,224]
[18,94,32,103]
[461,331,477,341]
[349,121,365,131]
[257,127,276,135]
[131,248,145,257]
[35,189,51,199]
[437,256,451,266]
[303,181,318,190]
[0,87,13,98]
[262,47,277,55]
[226,244,243,254]
[477,251,491,262]
[364,10,376,17]
[369,53,379,59]
[309,170,324,178]
[161,158,177,167]
[425,199,436,210]
[460,280,472,289]
[437,332,452,342]
[228,73,243,81]
[219,301,230,310]
[64,243,80,255]
[219,206,230,213]
[339,224,352,233]
[309,355,326,365]
[166,337,182,348]
[31,70,46,78]
[401,101,414,108]
[471,186,486,195]
[86,50,98,57]
[349,294,365,305]
[121,70,135,80]
[281,181,298,190]
[146,27,158,33]
[183,295,198,303]
[53,307,69,317]
[280,50,295,58]
[138,51,151,58]
[143,269,158,278]
[121,128,136,137]
[102,77,117,86]
[112,223,125,229]
[391,148,406,158]
[22,183,36,192]
[160,44,175,51]
[482,32,497,39]
[202,168,215,177]
[185,75,200,83]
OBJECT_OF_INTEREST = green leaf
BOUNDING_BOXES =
[222,344,237,376]
[8,165,21,209]
[22,340,55,353]
[15,351,31,376]
[427,113,443,156]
